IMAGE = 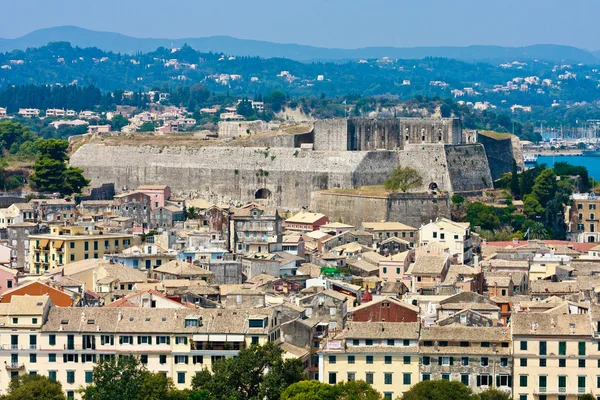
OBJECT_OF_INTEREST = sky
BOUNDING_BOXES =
[2,0,600,50]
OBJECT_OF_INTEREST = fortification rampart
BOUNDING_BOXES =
[476,132,520,181]
[310,191,451,228]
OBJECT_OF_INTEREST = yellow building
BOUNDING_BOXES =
[512,312,598,400]
[320,321,420,400]
[28,225,132,274]
[1,306,281,399]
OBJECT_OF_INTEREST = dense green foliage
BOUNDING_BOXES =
[191,342,306,400]
[30,138,89,194]
[281,380,382,400]
[384,165,423,192]
[0,374,66,400]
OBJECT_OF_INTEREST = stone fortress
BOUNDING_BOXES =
[70,117,520,226]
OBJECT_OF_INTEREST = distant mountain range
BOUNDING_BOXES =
[0,26,599,64]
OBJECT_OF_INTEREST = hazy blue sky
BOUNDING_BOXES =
[3,0,600,49]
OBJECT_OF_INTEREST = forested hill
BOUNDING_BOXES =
[1,26,598,63]
[2,42,600,107]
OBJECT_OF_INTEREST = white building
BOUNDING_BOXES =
[419,218,474,264]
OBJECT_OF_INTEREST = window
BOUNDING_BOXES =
[539,358,546,367]
[422,356,430,366]
[383,267,387,274]
[177,372,186,384]
[140,355,148,365]
[138,336,152,345]
[500,358,508,367]
[559,358,566,368]
[520,358,527,367]
[100,335,114,345]
[539,375,547,390]
[579,342,586,356]
[251,336,259,345]
[559,341,566,355]
[348,355,355,364]
[404,356,411,365]
[329,355,336,364]
[365,372,373,384]
[156,336,170,345]
[66,370,75,384]
[539,341,547,355]
[479,375,492,387]
[49,353,56,363]
[347,372,355,382]
[159,355,167,364]
[175,336,188,345]
[498,375,510,387]
[579,359,586,368]
[422,373,431,381]
[384,373,393,385]
[366,355,373,364]
[403,373,412,385]
[520,341,528,350]
[403,339,410,346]
[49,335,56,346]
[460,341,469,347]
[442,374,450,381]
[366,339,373,346]
[85,371,93,383]
[174,355,189,365]
[462,357,469,366]
[387,339,394,346]
[119,336,134,345]
[384,393,392,400]
[461,374,469,385]
[70,242,75,249]
[48,370,57,381]
[29,354,36,363]
[481,357,489,366]
[328,372,337,385]
[481,342,490,347]
[193,356,203,365]
[352,339,360,346]
[578,376,586,391]
[385,356,392,364]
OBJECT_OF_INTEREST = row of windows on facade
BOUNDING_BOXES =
[12,352,220,365]
[519,340,588,355]
[432,232,460,240]
[35,239,131,250]
[577,203,598,210]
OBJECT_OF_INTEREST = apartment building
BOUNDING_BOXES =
[0,305,280,399]
[232,205,282,255]
[28,225,132,273]
[361,222,418,249]
[512,312,598,400]
[419,325,512,395]
[320,321,420,399]
[419,218,474,264]
[567,193,600,243]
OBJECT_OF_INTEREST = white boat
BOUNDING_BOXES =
[524,154,538,164]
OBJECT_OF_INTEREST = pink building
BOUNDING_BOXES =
[137,185,171,209]
[0,265,18,295]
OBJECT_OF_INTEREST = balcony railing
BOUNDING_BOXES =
[559,387,566,393]
[538,387,547,393]
[5,363,24,370]
[579,388,586,394]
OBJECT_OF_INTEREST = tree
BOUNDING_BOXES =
[30,139,89,195]
[192,343,306,400]
[531,168,558,206]
[451,194,465,206]
[137,122,156,132]
[335,381,382,400]
[280,381,337,400]
[266,90,286,113]
[523,194,544,218]
[477,388,511,400]
[400,380,477,400]
[510,159,520,198]
[384,165,423,193]
[109,114,130,132]
[1,374,66,400]
[465,202,500,231]
[578,395,596,400]
[237,99,255,119]
[526,221,548,240]
[81,356,149,400]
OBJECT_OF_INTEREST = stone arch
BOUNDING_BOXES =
[429,182,439,191]
[254,188,272,200]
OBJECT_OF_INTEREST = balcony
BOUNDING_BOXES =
[5,362,24,370]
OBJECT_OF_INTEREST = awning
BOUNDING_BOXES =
[53,240,64,249]
[192,334,209,341]
[209,334,227,342]
[38,239,49,248]
[227,335,245,342]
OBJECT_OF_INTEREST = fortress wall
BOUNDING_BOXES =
[71,144,399,209]
[313,119,348,151]
[510,136,525,171]
[310,191,450,228]
[218,121,269,139]
[397,145,453,192]
[476,134,517,181]
[444,144,493,192]
[225,131,314,149]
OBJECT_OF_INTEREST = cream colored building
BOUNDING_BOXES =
[1,306,281,399]
[419,218,473,264]
[28,225,132,274]
[512,312,598,400]
[320,321,420,399]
